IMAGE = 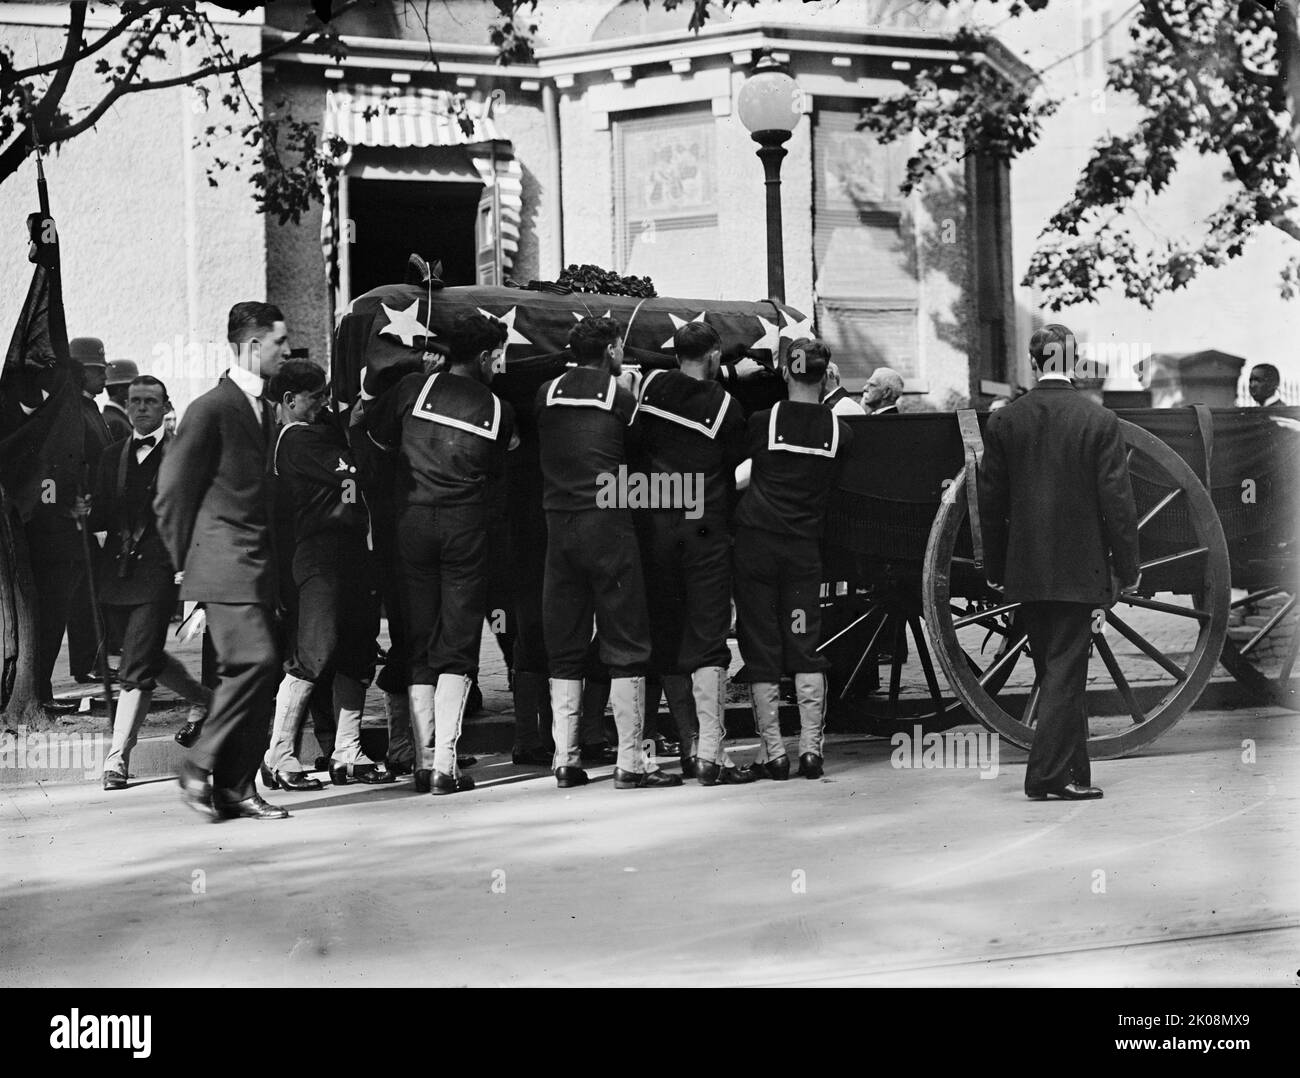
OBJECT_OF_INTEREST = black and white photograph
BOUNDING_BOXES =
[0,0,1295,1029]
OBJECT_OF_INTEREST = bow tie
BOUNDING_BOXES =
[135,435,157,450]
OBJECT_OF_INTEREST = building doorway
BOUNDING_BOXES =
[348,177,483,296]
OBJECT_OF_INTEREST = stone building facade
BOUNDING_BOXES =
[1,0,1028,414]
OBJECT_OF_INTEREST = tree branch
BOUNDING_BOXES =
[28,0,87,139]
[43,1,361,147]
[43,11,167,145]
[6,2,166,82]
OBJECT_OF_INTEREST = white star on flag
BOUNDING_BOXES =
[778,306,816,344]
[478,306,533,350]
[378,299,434,347]
[662,311,707,350]
[749,313,780,354]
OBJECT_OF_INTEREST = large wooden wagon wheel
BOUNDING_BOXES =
[1217,571,1299,710]
[922,421,1231,760]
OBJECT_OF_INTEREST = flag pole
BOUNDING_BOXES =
[32,134,114,721]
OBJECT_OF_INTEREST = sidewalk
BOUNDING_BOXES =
[11,602,1287,787]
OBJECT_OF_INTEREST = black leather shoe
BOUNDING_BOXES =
[103,768,127,791]
[797,753,824,780]
[431,771,475,795]
[696,760,758,786]
[385,757,415,777]
[581,742,618,765]
[330,762,396,785]
[1026,783,1103,801]
[215,793,290,820]
[313,756,331,773]
[177,761,218,820]
[614,767,683,789]
[262,763,322,791]
[655,737,681,757]
[174,720,203,748]
[40,697,79,714]
[745,756,790,781]
[679,756,698,779]
[555,766,589,788]
[512,746,553,766]
[414,769,432,793]
[457,754,478,769]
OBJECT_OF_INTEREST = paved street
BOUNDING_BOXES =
[2,702,1295,987]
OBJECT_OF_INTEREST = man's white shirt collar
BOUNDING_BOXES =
[1263,392,1283,407]
[227,365,266,423]
[1037,373,1073,383]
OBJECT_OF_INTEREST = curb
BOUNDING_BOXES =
[0,679,1279,787]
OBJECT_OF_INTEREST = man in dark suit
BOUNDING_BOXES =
[67,339,115,683]
[94,375,211,789]
[156,302,290,821]
[979,323,1141,801]
[1248,363,1287,408]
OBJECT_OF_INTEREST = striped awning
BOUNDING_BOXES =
[320,84,524,296]
[324,84,505,148]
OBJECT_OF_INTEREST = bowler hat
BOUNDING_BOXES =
[106,359,140,386]
[70,337,107,367]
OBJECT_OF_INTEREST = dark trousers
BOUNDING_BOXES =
[733,527,827,682]
[397,503,487,684]
[372,550,408,694]
[190,602,280,800]
[509,498,549,676]
[67,572,100,677]
[29,548,83,700]
[1021,601,1094,792]
[641,511,732,674]
[104,600,173,691]
[543,509,650,680]
[285,539,376,684]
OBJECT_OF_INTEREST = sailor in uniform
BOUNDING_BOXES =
[632,320,754,785]
[535,316,681,790]
[366,312,516,794]
[263,360,385,791]
[733,338,853,780]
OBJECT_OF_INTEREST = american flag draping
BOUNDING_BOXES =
[331,283,814,412]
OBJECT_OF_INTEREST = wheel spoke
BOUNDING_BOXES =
[1118,594,1210,622]
[978,633,1029,688]
[1022,682,1042,728]
[951,556,978,567]
[817,606,876,653]
[1239,595,1298,659]
[1136,487,1182,531]
[1139,547,1208,572]
[1277,617,1300,685]
[887,616,905,719]
[1230,586,1284,610]
[1093,632,1146,725]
[840,611,887,700]
[910,615,945,713]
[1106,611,1187,681]
[952,601,1021,630]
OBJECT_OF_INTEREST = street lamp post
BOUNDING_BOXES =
[736,54,802,304]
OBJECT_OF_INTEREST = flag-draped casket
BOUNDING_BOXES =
[331,284,815,414]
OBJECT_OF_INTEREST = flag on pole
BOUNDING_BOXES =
[0,201,84,522]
